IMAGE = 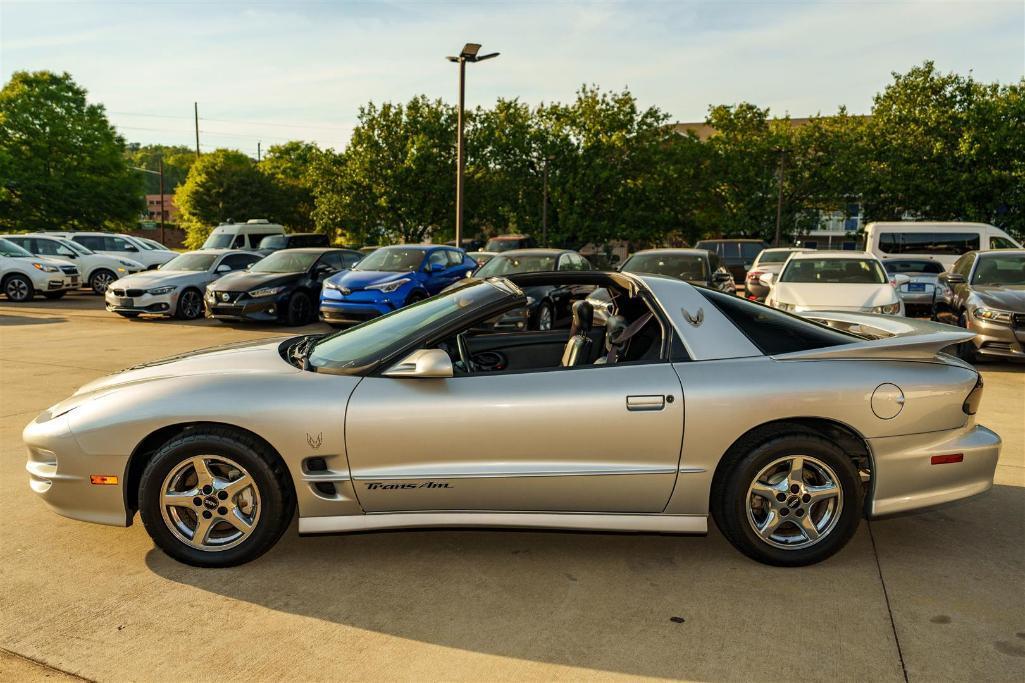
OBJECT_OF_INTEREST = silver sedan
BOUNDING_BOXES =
[26,272,1000,567]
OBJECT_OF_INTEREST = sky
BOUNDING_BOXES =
[2,0,1023,153]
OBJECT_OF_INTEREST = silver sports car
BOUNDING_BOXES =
[25,272,1001,567]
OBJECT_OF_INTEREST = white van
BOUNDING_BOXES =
[864,222,1021,269]
[201,219,286,251]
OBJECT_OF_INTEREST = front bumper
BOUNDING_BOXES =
[319,289,402,323]
[868,424,1001,518]
[104,288,177,316]
[23,412,129,527]
[33,272,78,292]
[206,291,286,322]
[966,316,1025,361]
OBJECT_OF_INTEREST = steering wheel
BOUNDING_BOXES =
[456,332,477,374]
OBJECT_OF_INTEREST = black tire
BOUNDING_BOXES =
[117,312,141,319]
[2,273,33,302]
[138,427,295,568]
[285,291,312,326]
[956,313,980,363]
[712,430,861,567]
[533,302,554,331]
[405,291,427,307]
[175,288,204,320]
[43,291,66,300]
[89,268,117,295]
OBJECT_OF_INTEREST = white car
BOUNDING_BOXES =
[1,234,144,294]
[43,232,176,269]
[763,251,905,316]
[105,250,262,320]
[0,238,80,301]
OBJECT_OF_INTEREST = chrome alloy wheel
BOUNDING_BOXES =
[91,270,115,294]
[746,455,843,550]
[5,276,30,301]
[179,290,203,319]
[160,455,261,551]
[537,304,552,331]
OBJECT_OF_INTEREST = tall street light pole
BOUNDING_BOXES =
[773,148,786,247]
[447,43,498,250]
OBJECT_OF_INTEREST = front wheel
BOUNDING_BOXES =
[534,302,554,331]
[90,268,117,294]
[138,428,294,567]
[3,274,33,302]
[285,291,312,326]
[713,433,861,566]
[175,288,204,320]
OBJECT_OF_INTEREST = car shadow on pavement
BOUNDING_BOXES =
[143,484,1023,679]
[0,315,66,326]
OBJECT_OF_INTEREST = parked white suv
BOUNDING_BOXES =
[43,232,176,269]
[0,238,80,301]
[201,219,286,251]
[1,234,144,294]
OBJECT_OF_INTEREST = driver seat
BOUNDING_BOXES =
[560,300,594,367]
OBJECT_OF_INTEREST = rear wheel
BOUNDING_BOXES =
[285,291,312,326]
[175,288,204,320]
[957,313,980,363]
[534,302,554,331]
[3,274,33,302]
[138,428,294,567]
[89,268,117,294]
[713,432,861,566]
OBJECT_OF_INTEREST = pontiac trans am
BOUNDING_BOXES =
[24,272,1001,567]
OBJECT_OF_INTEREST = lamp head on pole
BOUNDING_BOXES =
[446,43,499,63]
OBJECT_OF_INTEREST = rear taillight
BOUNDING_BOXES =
[931,454,964,465]
[963,375,983,415]
[746,270,764,282]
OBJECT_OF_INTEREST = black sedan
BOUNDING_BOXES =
[205,248,354,325]
[470,248,594,330]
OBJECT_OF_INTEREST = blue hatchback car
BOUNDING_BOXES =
[319,244,477,325]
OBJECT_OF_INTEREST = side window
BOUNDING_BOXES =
[446,250,465,267]
[109,236,136,251]
[573,254,592,271]
[991,236,1018,250]
[7,237,31,251]
[76,236,104,251]
[320,252,344,271]
[231,234,246,249]
[708,253,722,271]
[342,252,362,268]
[557,254,574,271]
[428,251,448,270]
[952,255,973,277]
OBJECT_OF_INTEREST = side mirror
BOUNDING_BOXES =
[759,272,776,287]
[893,273,912,286]
[382,348,453,378]
[942,272,966,284]
[427,262,444,273]
[124,245,138,252]
[215,264,231,273]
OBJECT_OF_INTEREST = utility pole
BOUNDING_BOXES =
[158,157,165,245]
[194,102,201,158]
[774,148,786,247]
[257,141,261,162]
[541,159,549,247]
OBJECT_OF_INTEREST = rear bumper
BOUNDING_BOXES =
[868,424,1001,518]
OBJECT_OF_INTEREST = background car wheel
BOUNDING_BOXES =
[285,291,312,326]
[43,291,66,300]
[175,288,204,320]
[89,268,116,294]
[3,274,33,302]
[712,431,861,567]
[534,302,553,331]
[138,427,294,568]
[405,292,426,306]
[956,313,980,363]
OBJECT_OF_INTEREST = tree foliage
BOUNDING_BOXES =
[0,70,142,231]
[258,141,320,231]
[124,144,196,196]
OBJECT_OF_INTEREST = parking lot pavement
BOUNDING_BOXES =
[1,294,1023,681]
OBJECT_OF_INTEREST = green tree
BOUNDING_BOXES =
[124,144,196,196]
[0,70,142,231]
[175,149,281,248]
[311,96,455,245]
[258,141,320,231]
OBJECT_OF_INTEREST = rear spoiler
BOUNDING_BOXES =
[773,311,975,362]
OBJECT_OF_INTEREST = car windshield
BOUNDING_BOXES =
[309,280,509,372]
[622,253,708,281]
[971,254,1025,286]
[259,235,288,250]
[485,239,524,252]
[0,238,33,257]
[129,237,156,250]
[475,254,556,276]
[203,233,234,249]
[161,253,217,271]
[353,247,425,272]
[59,238,93,255]
[251,251,319,273]
[757,250,796,264]
[780,258,887,284]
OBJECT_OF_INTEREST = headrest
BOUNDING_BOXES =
[604,314,628,351]
[569,299,594,336]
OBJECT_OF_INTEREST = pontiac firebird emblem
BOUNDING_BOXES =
[307,432,323,450]
[682,307,704,327]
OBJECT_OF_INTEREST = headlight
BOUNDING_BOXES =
[32,262,59,273]
[872,302,902,315]
[249,286,284,298]
[323,280,342,291]
[972,307,1013,324]
[148,285,177,295]
[366,278,411,293]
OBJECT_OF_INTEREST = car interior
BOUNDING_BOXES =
[433,274,667,375]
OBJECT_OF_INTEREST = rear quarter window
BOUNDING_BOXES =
[698,289,857,355]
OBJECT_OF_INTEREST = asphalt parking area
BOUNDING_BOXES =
[1,293,1023,681]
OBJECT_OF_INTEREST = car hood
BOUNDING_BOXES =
[110,270,210,289]
[329,269,417,289]
[773,282,898,308]
[69,338,299,399]
[212,270,302,292]
[970,285,1025,312]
